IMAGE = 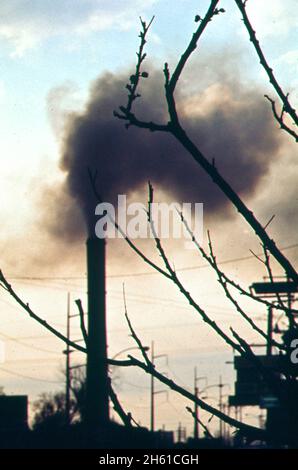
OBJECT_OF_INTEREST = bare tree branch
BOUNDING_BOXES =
[115,10,298,286]
[110,304,267,440]
[146,184,245,354]
[262,245,297,333]
[122,16,155,116]
[186,406,214,439]
[2,268,259,438]
[179,211,281,345]
[234,0,297,138]
[88,170,172,281]
[114,16,169,133]
[0,270,86,354]
[75,299,88,347]
[179,211,298,316]
[169,130,298,284]
[205,232,284,350]
[249,249,266,266]
[165,1,223,126]
[123,284,152,368]
[262,246,286,310]
[114,109,170,133]
[264,95,298,142]
[145,203,287,399]
[110,353,267,441]
[108,378,137,428]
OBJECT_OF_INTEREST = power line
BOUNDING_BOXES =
[0,332,60,355]
[122,380,150,390]
[109,290,232,308]
[167,400,183,416]
[0,366,62,384]
[6,243,298,281]
[4,357,62,365]
[3,278,85,293]
[2,283,239,316]
[167,364,191,392]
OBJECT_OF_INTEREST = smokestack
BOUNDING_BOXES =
[85,237,109,429]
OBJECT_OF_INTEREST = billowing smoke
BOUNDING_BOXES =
[45,66,283,241]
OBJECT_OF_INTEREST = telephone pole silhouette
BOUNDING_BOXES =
[64,292,85,425]
[65,293,71,425]
[193,368,207,440]
[150,341,167,432]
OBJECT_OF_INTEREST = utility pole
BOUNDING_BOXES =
[200,378,228,439]
[287,275,295,330]
[267,306,273,356]
[194,368,199,440]
[150,341,154,433]
[222,404,226,439]
[225,404,231,440]
[150,341,168,432]
[64,293,83,426]
[219,375,223,439]
[193,368,207,440]
[65,292,71,426]
[251,276,297,352]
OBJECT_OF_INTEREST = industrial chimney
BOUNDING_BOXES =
[85,236,109,430]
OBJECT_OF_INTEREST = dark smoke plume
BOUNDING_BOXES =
[45,67,282,241]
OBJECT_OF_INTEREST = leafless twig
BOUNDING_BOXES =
[186,406,214,438]
[110,352,267,441]
[108,379,137,427]
[88,170,171,280]
[146,184,245,355]
[179,211,298,316]
[75,299,88,347]
[0,270,86,354]
[164,1,223,127]
[123,284,152,368]
[264,95,298,142]
[262,245,297,332]
[114,6,298,285]
[114,17,169,133]
[234,0,297,140]
[206,232,284,350]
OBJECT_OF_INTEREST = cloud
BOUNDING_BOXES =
[47,81,84,139]
[0,0,157,55]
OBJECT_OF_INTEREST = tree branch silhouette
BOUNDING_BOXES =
[117,306,267,441]
[179,212,285,350]
[235,0,297,141]
[108,378,137,428]
[186,406,214,439]
[0,267,271,440]
[0,270,86,354]
[88,170,171,281]
[115,3,298,286]
[75,299,88,347]
[264,95,298,142]
[111,352,267,440]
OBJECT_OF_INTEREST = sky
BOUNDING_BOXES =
[0,0,297,436]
